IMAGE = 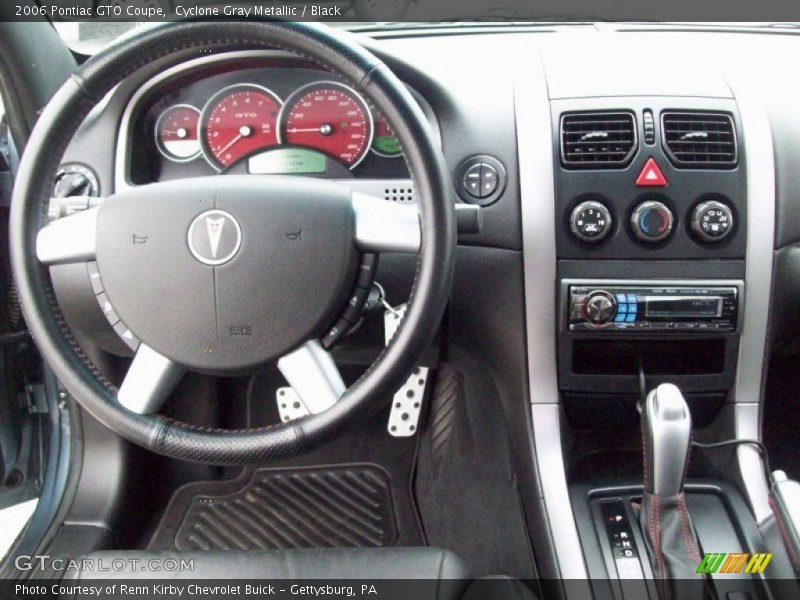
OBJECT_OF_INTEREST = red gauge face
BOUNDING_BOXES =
[156,105,201,161]
[201,85,282,170]
[279,83,372,168]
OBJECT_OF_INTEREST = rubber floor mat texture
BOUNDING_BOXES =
[171,465,398,551]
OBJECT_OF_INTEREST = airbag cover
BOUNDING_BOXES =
[95,176,356,372]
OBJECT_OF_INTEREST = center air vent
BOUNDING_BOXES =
[662,112,737,168]
[561,112,637,169]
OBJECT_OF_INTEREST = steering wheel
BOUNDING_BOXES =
[9,21,455,464]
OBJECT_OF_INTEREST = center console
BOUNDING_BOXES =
[516,48,794,596]
[551,99,764,596]
[554,98,747,432]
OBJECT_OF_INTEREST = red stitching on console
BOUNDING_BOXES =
[677,493,702,564]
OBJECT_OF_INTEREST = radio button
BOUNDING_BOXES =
[625,313,637,323]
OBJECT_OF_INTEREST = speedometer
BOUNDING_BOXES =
[278,82,373,168]
[200,84,282,170]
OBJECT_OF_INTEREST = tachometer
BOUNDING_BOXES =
[200,84,282,170]
[155,105,201,162]
[278,82,373,168]
[370,109,402,158]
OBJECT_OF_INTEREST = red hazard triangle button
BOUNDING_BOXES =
[635,158,668,187]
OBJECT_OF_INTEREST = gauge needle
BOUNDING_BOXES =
[162,128,189,138]
[285,124,333,135]
[216,135,242,158]
[215,126,254,158]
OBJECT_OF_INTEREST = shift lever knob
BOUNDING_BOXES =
[642,383,692,497]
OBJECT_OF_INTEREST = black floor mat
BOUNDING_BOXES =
[148,367,424,551]
[414,360,537,579]
[150,464,398,551]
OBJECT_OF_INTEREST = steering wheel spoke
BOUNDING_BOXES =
[118,344,186,414]
[352,191,421,254]
[36,206,99,265]
[277,340,346,415]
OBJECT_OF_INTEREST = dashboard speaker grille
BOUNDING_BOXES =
[384,185,415,203]
[662,112,737,168]
[560,112,637,169]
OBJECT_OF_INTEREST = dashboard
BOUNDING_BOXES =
[40,23,800,586]
[123,54,418,186]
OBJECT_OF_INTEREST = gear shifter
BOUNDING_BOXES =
[639,383,705,598]
[642,382,693,497]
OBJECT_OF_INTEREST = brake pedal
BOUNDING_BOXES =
[276,386,309,422]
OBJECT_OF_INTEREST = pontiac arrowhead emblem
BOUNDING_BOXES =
[188,210,242,266]
[205,217,225,258]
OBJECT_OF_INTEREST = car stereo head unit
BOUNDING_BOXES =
[567,283,740,332]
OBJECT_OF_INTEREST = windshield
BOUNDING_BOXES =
[53,22,146,54]
[53,19,800,55]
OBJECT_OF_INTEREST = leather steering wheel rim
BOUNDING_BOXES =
[9,21,455,464]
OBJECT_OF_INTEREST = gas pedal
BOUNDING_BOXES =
[384,303,427,437]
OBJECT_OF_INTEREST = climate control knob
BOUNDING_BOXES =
[691,200,734,242]
[631,200,673,243]
[584,291,617,324]
[569,200,612,243]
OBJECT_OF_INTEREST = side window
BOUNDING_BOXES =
[0,93,11,204]
[0,87,40,561]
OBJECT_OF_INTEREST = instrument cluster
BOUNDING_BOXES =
[131,59,409,184]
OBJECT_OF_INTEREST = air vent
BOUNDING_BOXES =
[561,112,637,169]
[662,112,737,168]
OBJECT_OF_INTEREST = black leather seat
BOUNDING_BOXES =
[66,548,536,600]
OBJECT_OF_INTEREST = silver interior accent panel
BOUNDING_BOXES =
[352,191,421,254]
[339,179,416,204]
[516,59,590,582]
[117,344,186,414]
[36,206,99,265]
[48,195,102,221]
[277,340,345,415]
[725,71,777,524]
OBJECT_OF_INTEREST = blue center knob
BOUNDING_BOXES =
[631,200,673,242]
